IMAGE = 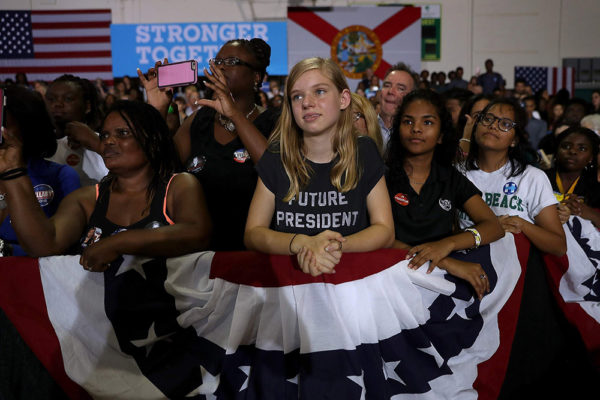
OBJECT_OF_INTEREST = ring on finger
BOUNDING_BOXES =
[479,274,487,280]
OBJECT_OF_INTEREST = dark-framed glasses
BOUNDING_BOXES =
[210,57,255,69]
[479,113,517,132]
[353,112,365,121]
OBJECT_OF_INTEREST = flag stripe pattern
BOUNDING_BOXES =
[0,233,526,399]
[372,7,420,44]
[0,9,112,82]
[544,216,600,366]
[0,256,90,399]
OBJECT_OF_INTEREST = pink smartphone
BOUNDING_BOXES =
[157,60,198,88]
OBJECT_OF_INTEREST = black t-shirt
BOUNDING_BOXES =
[186,107,279,251]
[387,162,481,246]
[546,167,600,209]
[257,136,384,236]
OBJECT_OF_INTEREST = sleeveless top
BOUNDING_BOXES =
[79,176,175,251]
[77,174,202,397]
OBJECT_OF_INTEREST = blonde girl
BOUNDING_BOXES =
[244,58,394,276]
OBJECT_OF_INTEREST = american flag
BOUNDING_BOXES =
[0,9,112,83]
[514,66,575,97]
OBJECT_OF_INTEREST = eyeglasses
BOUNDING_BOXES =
[210,57,255,69]
[353,112,365,121]
[478,113,517,132]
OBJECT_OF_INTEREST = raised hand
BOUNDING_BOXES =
[137,58,172,114]
[194,60,238,119]
[64,121,100,152]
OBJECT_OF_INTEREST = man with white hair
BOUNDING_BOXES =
[378,62,418,148]
[581,114,600,136]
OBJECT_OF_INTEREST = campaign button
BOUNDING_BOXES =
[394,193,409,206]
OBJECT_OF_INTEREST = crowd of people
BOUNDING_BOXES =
[1,38,599,395]
[2,44,600,280]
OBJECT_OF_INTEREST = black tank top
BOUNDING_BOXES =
[79,176,175,251]
[79,174,204,397]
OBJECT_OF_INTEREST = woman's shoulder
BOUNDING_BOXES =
[258,144,282,167]
[521,164,551,182]
[254,107,281,137]
[357,135,380,158]
[166,172,202,192]
[65,184,97,213]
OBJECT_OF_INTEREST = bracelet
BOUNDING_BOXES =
[289,233,299,255]
[459,138,471,143]
[0,167,27,181]
[465,228,481,248]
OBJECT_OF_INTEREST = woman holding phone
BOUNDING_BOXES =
[141,38,279,251]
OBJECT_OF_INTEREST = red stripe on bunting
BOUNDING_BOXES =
[474,233,531,400]
[0,257,91,399]
[373,6,421,44]
[210,249,408,287]
[287,7,340,45]
[544,252,600,367]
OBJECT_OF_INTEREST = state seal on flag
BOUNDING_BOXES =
[330,25,382,79]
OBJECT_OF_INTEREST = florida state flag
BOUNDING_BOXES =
[287,6,421,86]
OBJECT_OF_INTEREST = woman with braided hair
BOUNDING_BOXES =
[142,38,279,250]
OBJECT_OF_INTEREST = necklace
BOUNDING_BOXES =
[217,105,257,134]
